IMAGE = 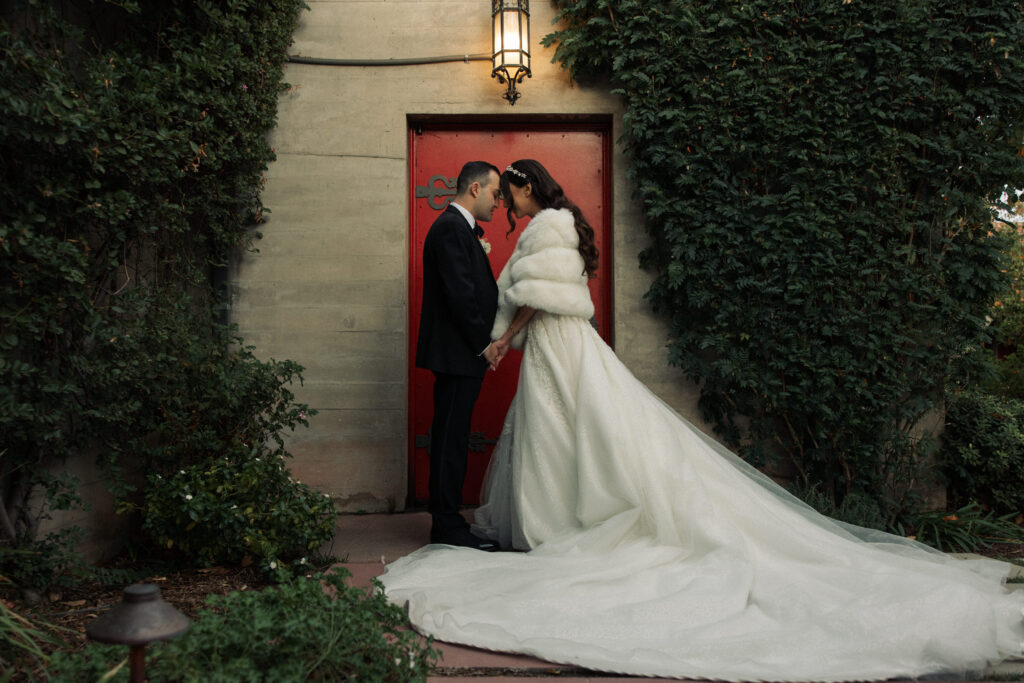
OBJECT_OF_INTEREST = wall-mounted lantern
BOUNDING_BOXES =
[491,0,531,105]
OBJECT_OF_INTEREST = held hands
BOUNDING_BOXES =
[487,311,532,371]
[492,337,510,362]
[484,336,512,371]
[483,341,504,371]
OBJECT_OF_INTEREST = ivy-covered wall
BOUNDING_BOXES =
[0,0,311,570]
[545,0,1024,517]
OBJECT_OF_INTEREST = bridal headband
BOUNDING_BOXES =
[505,165,528,180]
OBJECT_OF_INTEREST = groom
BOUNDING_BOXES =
[416,161,502,550]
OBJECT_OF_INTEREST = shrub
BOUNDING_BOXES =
[986,349,1024,401]
[0,594,70,680]
[795,484,888,532]
[543,1,1024,516]
[0,528,85,599]
[142,448,335,570]
[47,570,441,682]
[87,291,336,568]
[78,288,331,566]
[904,502,1024,553]
[985,202,1024,399]
[88,290,315,478]
[940,389,1024,517]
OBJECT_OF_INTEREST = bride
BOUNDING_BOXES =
[382,159,1024,681]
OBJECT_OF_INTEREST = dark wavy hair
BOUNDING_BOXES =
[500,159,599,278]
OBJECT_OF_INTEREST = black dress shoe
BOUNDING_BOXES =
[466,535,500,552]
[432,527,499,552]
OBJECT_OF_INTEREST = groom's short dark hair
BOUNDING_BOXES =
[456,161,500,195]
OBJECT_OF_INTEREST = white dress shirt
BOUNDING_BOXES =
[451,201,476,233]
[448,202,491,357]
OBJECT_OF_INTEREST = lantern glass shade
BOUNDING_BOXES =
[491,0,531,104]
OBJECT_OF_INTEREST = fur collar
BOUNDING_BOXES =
[514,208,578,253]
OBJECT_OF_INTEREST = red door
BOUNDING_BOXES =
[408,122,612,505]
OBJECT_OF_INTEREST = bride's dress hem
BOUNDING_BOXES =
[388,592,1004,683]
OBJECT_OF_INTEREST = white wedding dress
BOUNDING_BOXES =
[382,209,1024,681]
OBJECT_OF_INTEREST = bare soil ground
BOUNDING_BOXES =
[39,563,270,652]
[5,560,272,682]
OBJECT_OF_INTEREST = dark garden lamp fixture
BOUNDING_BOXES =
[492,0,531,105]
[86,584,190,683]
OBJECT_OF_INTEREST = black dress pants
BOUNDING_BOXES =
[429,371,483,537]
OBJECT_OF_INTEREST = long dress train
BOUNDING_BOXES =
[381,208,1024,681]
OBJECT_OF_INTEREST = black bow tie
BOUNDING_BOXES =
[473,225,484,238]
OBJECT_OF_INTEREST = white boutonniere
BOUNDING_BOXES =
[478,237,491,254]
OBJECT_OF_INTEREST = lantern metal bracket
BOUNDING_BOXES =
[492,68,530,106]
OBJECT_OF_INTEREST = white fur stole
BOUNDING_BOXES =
[491,208,594,349]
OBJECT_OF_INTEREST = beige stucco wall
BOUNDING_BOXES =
[230,0,713,512]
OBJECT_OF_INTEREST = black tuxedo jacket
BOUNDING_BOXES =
[416,205,499,378]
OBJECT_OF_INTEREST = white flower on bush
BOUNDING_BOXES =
[184,494,193,501]
[179,470,186,475]
[299,557,307,565]
[269,560,277,570]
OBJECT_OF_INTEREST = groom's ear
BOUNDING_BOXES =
[469,181,481,198]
